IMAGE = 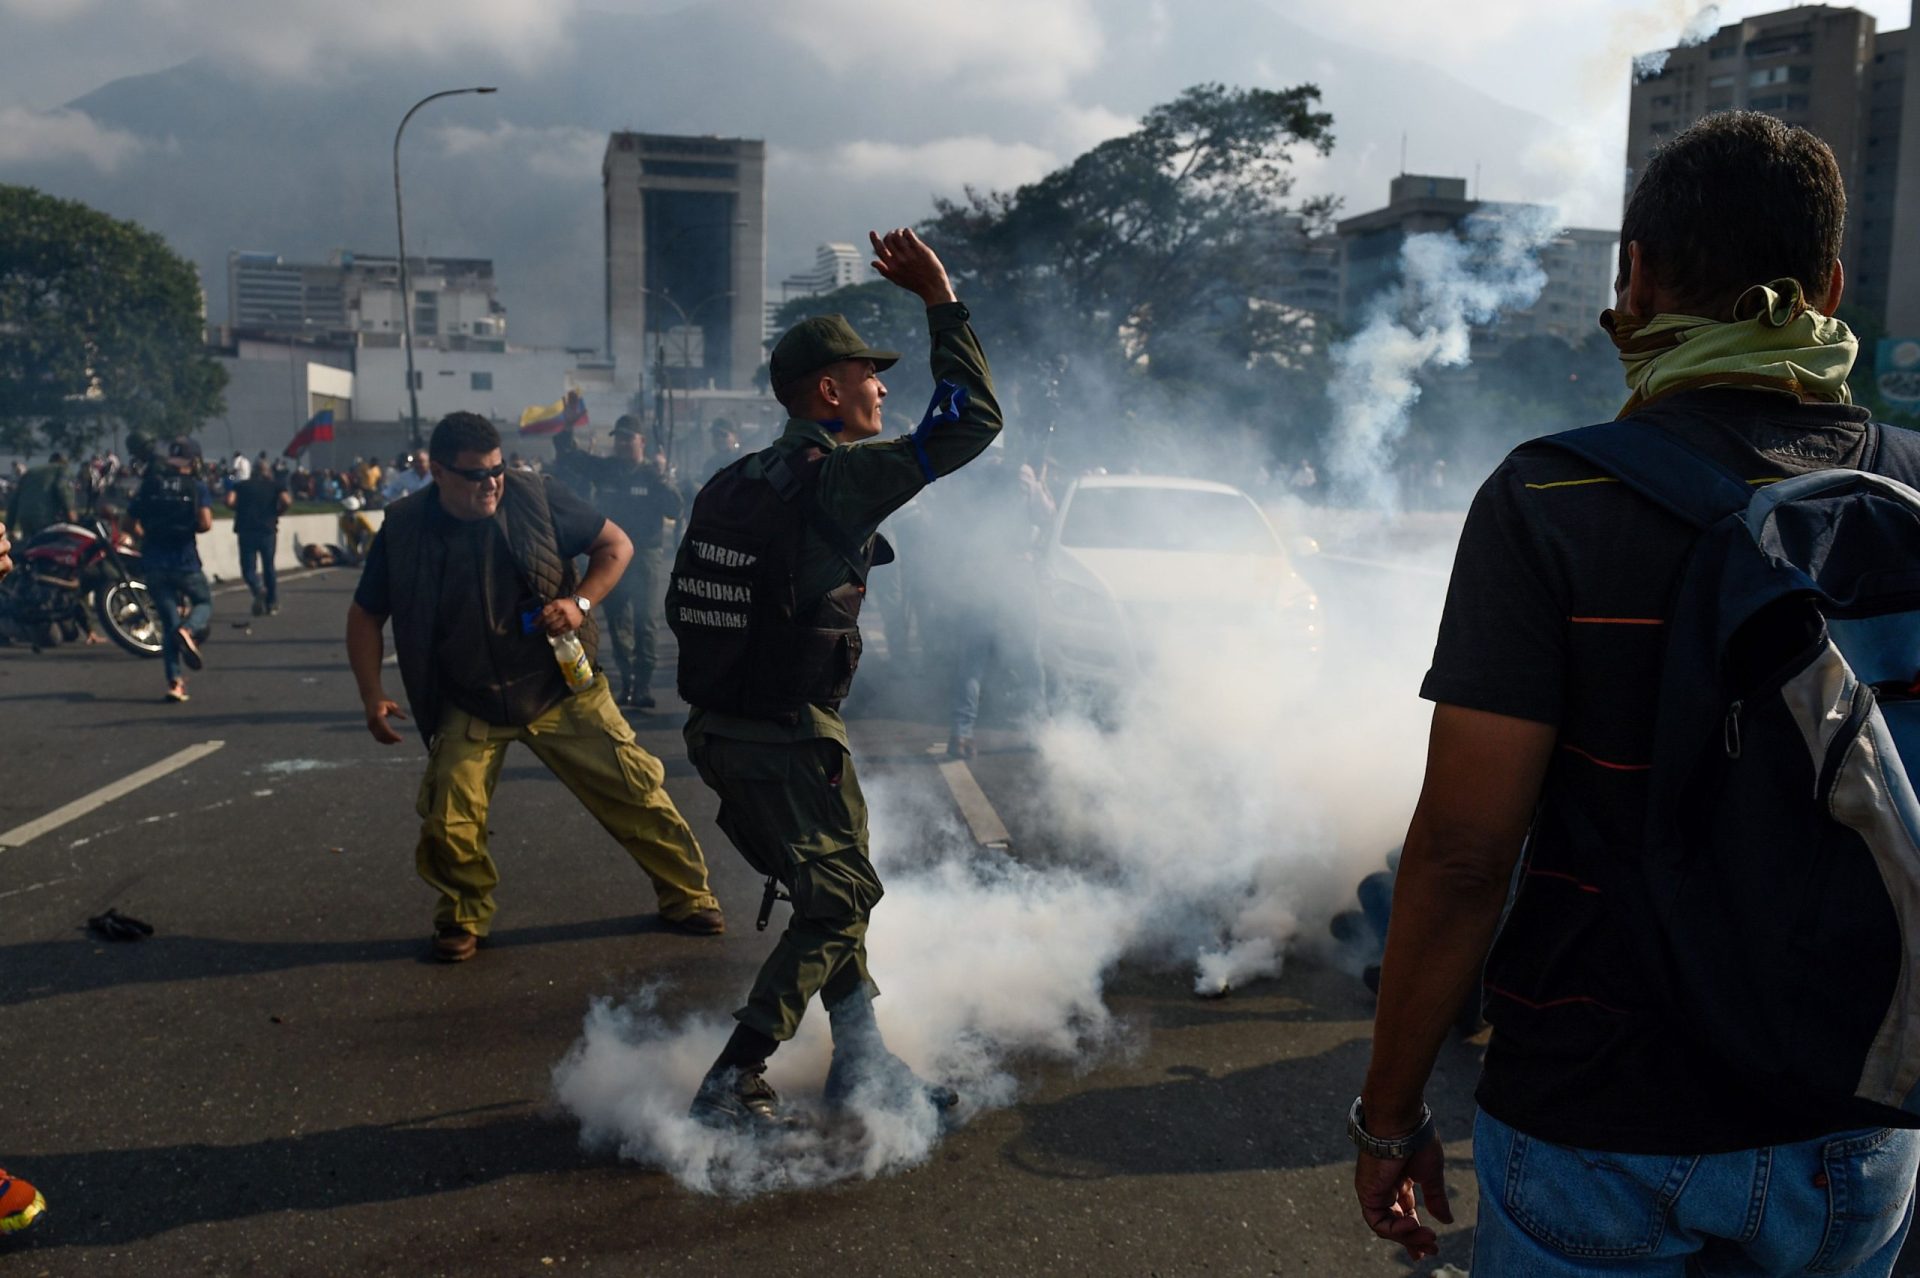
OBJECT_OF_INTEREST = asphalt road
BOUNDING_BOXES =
[0,552,1714,1276]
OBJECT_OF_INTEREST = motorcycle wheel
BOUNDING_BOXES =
[95,580,164,658]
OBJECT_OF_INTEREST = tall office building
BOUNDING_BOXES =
[603,132,767,393]
[226,251,505,350]
[1626,4,1917,332]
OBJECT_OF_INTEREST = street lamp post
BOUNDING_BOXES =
[393,85,497,453]
[644,287,733,467]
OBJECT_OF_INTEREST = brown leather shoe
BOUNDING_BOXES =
[432,926,478,962]
[665,908,726,936]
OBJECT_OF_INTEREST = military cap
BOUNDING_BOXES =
[612,414,645,439]
[769,315,899,393]
[166,436,204,461]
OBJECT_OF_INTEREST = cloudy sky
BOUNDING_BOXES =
[0,0,1910,345]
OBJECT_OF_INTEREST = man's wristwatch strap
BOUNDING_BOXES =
[572,594,592,614]
[1347,1097,1436,1159]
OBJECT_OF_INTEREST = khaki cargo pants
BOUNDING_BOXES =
[686,733,883,1041]
[415,677,719,936]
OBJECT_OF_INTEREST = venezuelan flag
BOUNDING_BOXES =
[519,390,588,436]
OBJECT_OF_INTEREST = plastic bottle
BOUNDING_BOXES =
[548,630,595,693]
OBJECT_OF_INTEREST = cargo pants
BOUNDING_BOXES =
[685,732,883,1041]
[602,547,661,695]
[414,676,719,935]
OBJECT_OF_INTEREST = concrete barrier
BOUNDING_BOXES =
[199,510,384,584]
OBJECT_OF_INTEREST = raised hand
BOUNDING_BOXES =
[869,228,957,306]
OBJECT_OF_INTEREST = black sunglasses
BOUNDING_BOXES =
[444,462,507,483]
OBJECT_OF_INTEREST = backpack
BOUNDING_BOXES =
[1545,417,1920,1116]
[666,446,886,719]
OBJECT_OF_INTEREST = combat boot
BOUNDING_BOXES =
[822,989,959,1114]
[689,1065,793,1131]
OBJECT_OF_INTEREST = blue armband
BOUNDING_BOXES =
[909,381,968,484]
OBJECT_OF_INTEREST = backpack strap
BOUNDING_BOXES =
[761,446,871,587]
[1542,420,1756,530]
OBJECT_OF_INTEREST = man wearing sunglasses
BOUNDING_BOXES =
[345,412,724,962]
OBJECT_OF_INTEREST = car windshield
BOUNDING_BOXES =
[1059,487,1279,555]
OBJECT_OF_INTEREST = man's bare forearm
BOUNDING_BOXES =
[1360,819,1516,1132]
[575,526,633,606]
[345,603,389,704]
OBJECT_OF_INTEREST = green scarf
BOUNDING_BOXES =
[1602,278,1857,417]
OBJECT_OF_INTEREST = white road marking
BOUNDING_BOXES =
[210,567,329,598]
[927,743,1013,850]
[0,740,226,850]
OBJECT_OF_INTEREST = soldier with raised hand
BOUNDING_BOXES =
[673,228,1002,1128]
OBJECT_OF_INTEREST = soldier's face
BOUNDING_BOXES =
[431,448,506,521]
[831,360,887,440]
[616,433,646,463]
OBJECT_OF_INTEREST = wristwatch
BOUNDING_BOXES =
[572,594,592,615]
[1347,1097,1437,1159]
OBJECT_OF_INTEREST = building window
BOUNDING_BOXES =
[471,371,493,391]
[1751,94,1785,110]
[410,371,423,390]
[1710,45,1737,59]
[414,289,438,337]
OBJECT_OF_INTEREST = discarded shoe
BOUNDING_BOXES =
[689,1066,790,1130]
[175,626,203,671]
[0,1169,46,1235]
[432,926,478,963]
[665,908,726,936]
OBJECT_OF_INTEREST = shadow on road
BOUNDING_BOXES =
[0,915,659,1006]
[1004,1037,1376,1180]
[6,1104,607,1249]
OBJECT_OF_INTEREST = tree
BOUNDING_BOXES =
[0,185,227,454]
[918,83,1337,468]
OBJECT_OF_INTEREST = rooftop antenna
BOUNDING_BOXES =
[1474,161,1481,199]
[1400,132,1407,175]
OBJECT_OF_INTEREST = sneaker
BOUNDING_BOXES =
[0,1168,46,1235]
[165,681,190,703]
[250,592,266,617]
[636,693,657,709]
[946,734,976,760]
[266,603,280,616]
[432,926,478,963]
[690,1066,790,1130]
[175,627,203,671]
[664,908,726,936]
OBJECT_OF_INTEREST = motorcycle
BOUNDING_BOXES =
[0,515,164,657]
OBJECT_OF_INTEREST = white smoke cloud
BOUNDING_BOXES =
[552,489,1450,1192]
[1325,204,1561,512]
[0,105,147,171]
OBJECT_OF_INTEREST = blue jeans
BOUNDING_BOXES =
[1472,1110,1920,1276]
[237,529,277,607]
[146,567,212,684]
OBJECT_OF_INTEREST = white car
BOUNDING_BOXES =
[1038,475,1321,696]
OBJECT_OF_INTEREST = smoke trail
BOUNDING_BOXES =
[1325,204,1562,512]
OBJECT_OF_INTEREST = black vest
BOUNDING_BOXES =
[383,471,597,747]
[131,470,199,542]
[666,447,881,721]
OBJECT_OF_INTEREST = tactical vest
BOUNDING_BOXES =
[132,470,199,541]
[667,446,884,720]
[383,471,597,747]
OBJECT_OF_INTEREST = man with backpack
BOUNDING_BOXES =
[673,227,1001,1128]
[1352,111,1920,1274]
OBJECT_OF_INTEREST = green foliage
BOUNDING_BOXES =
[0,185,227,454]
[771,280,930,360]
[917,83,1338,466]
